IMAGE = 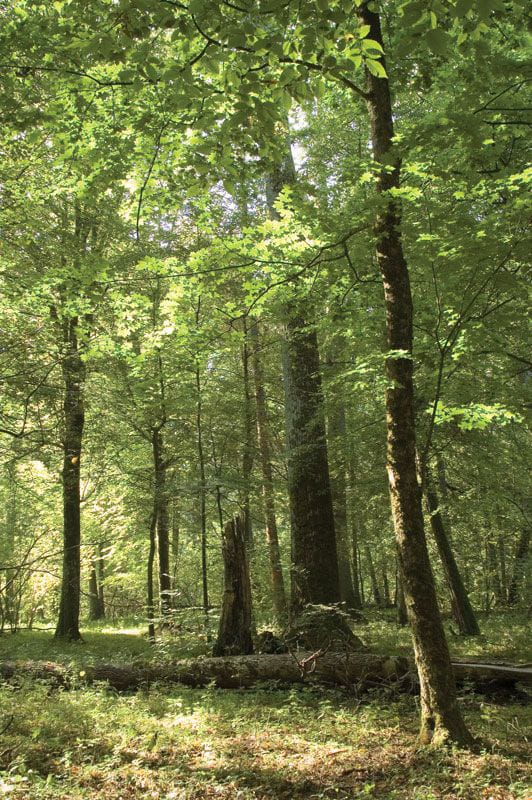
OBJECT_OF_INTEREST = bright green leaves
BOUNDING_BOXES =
[432,403,523,431]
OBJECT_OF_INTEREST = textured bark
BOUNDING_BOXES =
[358,3,472,746]
[328,403,360,609]
[88,557,104,621]
[195,335,209,625]
[396,562,408,626]
[266,146,339,613]
[364,544,382,606]
[153,429,171,616]
[2,655,528,693]
[350,523,363,610]
[250,319,287,622]
[507,527,530,606]
[241,317,255,553]
[55,319,85,641]
[213,516,254,656]
[282,316,341,611]
[425,480,480,635]
[147,503,157,642]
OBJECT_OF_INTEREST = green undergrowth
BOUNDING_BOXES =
[0,612,530,799]
[0,680,530,799]
[0,610,529,668]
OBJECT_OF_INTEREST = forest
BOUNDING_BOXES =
[0,1,530,798]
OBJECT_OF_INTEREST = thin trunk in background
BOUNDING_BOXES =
[424,477,480,635]
[249,318,287,623]
[55,315,85,641]
[153,428,171,617]
[364,544,382,606]
[147,503,157,642]
[241,317,255,553]
[195,302,210,633]
[507,527,530,606]
[328,402,360,610]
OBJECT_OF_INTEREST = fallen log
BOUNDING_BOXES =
[0,654,530,693]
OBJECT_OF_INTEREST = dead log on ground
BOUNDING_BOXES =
[0,654,530,693]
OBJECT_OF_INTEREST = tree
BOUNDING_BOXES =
[356,3,472,746]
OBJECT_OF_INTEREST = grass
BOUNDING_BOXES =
[0,611,530,799]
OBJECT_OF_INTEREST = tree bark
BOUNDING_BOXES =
[194,304,209,633]
[55,319,85,641]
[507,527,530,606]
[425,480,480,635]
[266,146,340,613]
[88,556,104,621]
[213,516,254,656]
[364,544,382,606]
[147,503,157,642]
[249,318,287,622]
[282,315,341,611]
[358,3,472,746]
[152,428,171,617]
[2,654,528,693]
[328,403,360,609]
[396,561,408,626]
[241,316,255,553]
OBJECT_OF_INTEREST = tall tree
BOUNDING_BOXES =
[357,3,472,745]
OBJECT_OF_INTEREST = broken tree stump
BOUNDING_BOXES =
[212,515,254,657]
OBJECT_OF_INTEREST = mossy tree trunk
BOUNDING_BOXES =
[358,3,473,746]
[282,314,341,612]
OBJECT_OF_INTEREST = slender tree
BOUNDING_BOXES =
[357,3,472,745]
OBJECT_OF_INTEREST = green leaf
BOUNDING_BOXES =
[366,58,387,78]
[453,0,474,16]
[425,28,450,55]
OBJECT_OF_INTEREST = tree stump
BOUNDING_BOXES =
[212,515,254,656]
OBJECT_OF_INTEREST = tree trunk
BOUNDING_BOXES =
[88,556,104,621]
[2,654,528,693]
[241,317,254,553]
[195,325,209,632]
[97,542,105,618]
[213,516,254,657]
[267,143,340,614]
[152,429,171,617]
[282,315,341,611]
[396,561,408,626]
[364,544,382,606]
[382,565,391,607]
[328,403,360,609]
[250,319,287,623]
[498,534,507,603]
[358,3,472,746]
[55,319,85,641]
[487,539,504,607]
[425,480,480,635]
[507,527,530,606]
[350,522,364,609]
[147,504,157,642]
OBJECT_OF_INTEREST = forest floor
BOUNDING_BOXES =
[0,611,530,800]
